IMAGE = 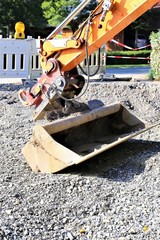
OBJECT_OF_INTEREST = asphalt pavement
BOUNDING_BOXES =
[105,66,150,77]
[0,66,151,84]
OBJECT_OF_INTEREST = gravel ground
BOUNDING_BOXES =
[0,80,160,240]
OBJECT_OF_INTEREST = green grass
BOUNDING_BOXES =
[106,64,150,68]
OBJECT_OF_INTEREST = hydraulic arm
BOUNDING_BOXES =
[18,0,160,173]
[19,0,159,121]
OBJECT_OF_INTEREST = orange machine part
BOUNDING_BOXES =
[49,0,158,72]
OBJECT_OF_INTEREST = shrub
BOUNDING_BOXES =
[149,30,160,81]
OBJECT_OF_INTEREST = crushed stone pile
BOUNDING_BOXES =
[0,81,160,240]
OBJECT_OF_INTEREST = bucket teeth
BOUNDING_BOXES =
[45,100,90,121]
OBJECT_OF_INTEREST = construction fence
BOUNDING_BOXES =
[0,36,41,79]
[0,36,150,80]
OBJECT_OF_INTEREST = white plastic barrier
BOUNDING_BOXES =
[78,45,106,75]
[0,36,106,80]
[0,36,41,79]
[29,38,42,79]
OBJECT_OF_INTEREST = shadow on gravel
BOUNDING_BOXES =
[0,83,22,92]
[0,84,22,103]
[62,139,160,182]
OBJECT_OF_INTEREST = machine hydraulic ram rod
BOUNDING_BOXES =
[46,0,91,39]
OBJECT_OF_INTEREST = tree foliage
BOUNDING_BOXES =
[0,0,47,36]
[129,10,155,32]
[42,0,97,32]
[42,0,79,26]
[0,0,97,37]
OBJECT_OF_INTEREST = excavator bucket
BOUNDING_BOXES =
[23,102,158,173]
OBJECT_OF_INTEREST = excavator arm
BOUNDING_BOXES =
[19,0,159,120]
[19,0,160,173]
[43,0,158,72]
